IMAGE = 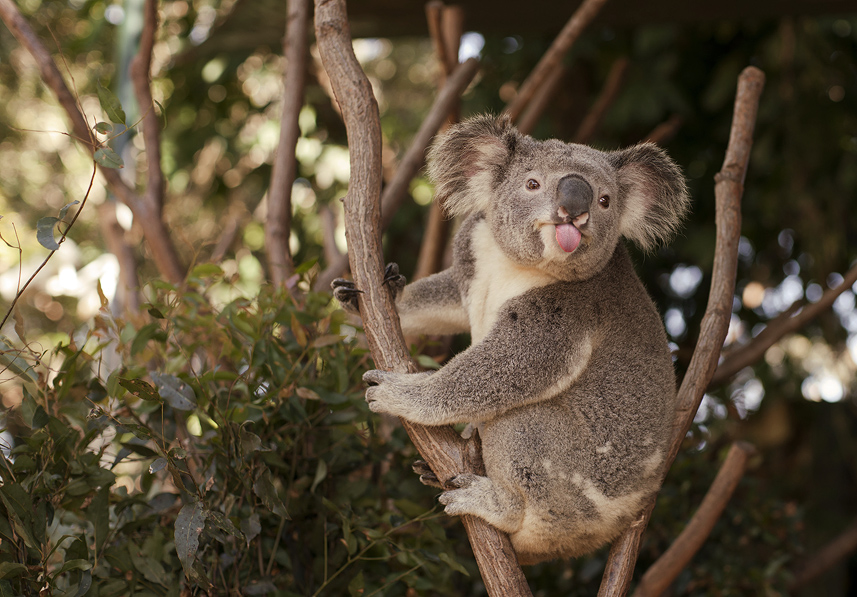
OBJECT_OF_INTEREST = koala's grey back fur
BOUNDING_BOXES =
[353,115,689,564]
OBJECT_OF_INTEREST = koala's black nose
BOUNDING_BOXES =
[557,175,593,220]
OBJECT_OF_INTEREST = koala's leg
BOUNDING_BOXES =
[438,474,525,534]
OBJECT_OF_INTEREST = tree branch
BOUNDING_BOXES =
[631,442,756,597]
[414,1,464,281]
[266,0,310,288]
[790,517,857,593]
[597,66,766,597]
[709,261,857,388]
[573,56,629,144]
[0,0,186,284]
[313,1,531,593]
[503,0,610,122]
[129,0,165,213]
[643,114,683,145]
[516,65,567,136]
[314,55,479,291]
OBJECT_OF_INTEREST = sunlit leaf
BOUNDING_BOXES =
[149,457,168,474]
[150,372,196,410]
[94,147,124,169]
[58,200,80,221]
[119,378,163,403]
[96,81,126,124]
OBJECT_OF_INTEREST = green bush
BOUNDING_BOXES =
[0,266,470,596]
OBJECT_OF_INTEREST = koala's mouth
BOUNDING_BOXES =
[554,213,589,253]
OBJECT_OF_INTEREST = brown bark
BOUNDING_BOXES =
[643,114,684,145]
[709,261,857,388]
[790,517,857,593]
[503,0,611,122]
[97,202,141,313]
[516,65,567,136]
[266,0,310,288]
[573,56,629,144]
[0,0,186,284]
[313,1,532,593]
[632,442,756,597]
[597,66,766,597]
[414,1,464,282]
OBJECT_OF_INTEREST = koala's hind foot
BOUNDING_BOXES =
[412,460,442,488]
[438,473,524,534]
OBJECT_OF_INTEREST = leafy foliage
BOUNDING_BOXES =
[0,270,472,595]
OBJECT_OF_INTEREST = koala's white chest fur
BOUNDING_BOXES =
[467,220,557,343]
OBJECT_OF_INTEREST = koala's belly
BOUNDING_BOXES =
[465,220,556,343]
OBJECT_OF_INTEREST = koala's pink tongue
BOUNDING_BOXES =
[555,224,581,253]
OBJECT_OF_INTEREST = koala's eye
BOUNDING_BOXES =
[599,195,610,208]
[526,179,540,190]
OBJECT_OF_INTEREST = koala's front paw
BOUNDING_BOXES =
[412,460,442,488]
[362,369,434,422]
[383,262,406,298]
[331,278,362,313]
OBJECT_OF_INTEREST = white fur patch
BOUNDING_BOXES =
[578,478,647,527]
[641,449,664,477]
[467,220,557,343]
[532,339,592,401]
[596,442,613,454]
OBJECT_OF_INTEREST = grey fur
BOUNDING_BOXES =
[352,115,690,564]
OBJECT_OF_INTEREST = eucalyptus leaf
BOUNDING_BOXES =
[175,501,208,575]
[36,216,60,250]
[94,147,124,169]
[96,81,126,124]
[253,469,288,519]
[150,372,196,411]
[57,200,80,221]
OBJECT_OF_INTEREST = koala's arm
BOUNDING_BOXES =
[364,300,594,425]
[396,268,470,337]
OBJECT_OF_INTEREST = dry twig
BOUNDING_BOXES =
[598,66,766,597]
[503,0,610,122]
[313,1,531,593]
[266,0,310,288]
[632,442,756,597]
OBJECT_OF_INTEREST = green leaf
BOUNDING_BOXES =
[0,484,37,548]
[36,216,60,250]
[0,563,27,580]
[253,469,289,519]
[348,571,364,597]
[129,323,167,356]
[119,378,162,403]
[206,510,243,542]
[96,81,126,124]
[240,513,261,546]
[150,372,196,411]
[130,549,167,585]
[294,258,318,275]
[175,501,208,575]
[239,425,262,456]
[149,458,168,474]
[95,122,113,134]
[439,552,470,576]
[190,263,223,278]
[72,570,93,597]
[57,559,92,575]
[94,147,124,169]
[58,200,80,221]
[20,393,49,429]
[87,487,110,551]
[310,459,327,493]
[0,336,37,381]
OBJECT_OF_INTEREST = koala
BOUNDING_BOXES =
[333,114,689,565]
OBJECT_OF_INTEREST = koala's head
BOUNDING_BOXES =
[427,115,690,281]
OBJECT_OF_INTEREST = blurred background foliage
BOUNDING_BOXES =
[0,0,856,594]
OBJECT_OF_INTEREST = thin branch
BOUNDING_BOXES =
[597,66,766,597]
[97,202,141,313]
[503,0,610,122]
[790,517,857,593]
[313,1,531,594]
[266,0,310,288]
[643,114,683,145]
[379,57,479,230]
[709,261,857,387]
[129,0,165,213]
[516,65,567,136]
[319,204,342,267]
[631,442,756,597]
[573,56,629,144]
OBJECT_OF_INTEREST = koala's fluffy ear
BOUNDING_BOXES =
[427,115,518,218]
[608,143,691,251]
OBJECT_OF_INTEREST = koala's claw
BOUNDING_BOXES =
[331,278,362,312]
[383,262,406,298]
[412,460,442,488]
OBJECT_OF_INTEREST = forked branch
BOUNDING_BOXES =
[313,0,531,594]
[597,66,766,597]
